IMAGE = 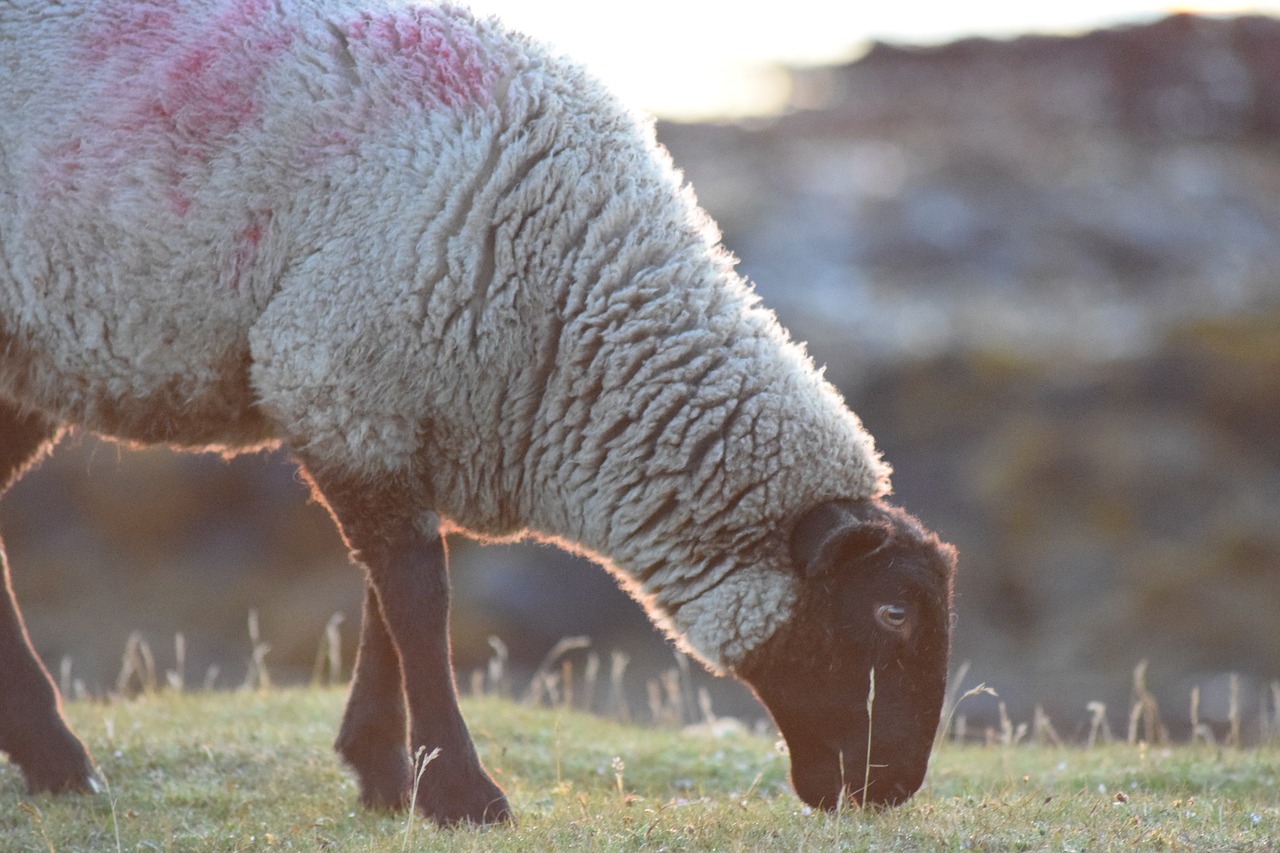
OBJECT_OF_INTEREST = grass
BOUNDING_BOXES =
[1,688,1277,851]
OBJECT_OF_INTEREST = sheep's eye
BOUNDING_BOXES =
[875,603,910,633]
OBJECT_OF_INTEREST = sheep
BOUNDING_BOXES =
[0,0,957,826]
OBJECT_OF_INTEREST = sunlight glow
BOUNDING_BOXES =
[469,1,1280,119]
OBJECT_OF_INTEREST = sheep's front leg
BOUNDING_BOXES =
[307,472,511,826]
[0,405,99,794]
[333,583,412,810]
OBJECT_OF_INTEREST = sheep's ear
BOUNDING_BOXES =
[790,501,893,579]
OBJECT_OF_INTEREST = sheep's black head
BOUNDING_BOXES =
[737,498,956,810]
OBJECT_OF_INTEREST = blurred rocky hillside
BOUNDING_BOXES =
[4,14,1278,737]
[663,13,1280,365]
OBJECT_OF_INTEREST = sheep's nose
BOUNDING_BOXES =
[865,780,913,807]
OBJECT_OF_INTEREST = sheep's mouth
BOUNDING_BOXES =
[788,740,925,810]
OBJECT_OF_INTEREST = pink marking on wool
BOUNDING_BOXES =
[147,0,294,164]
[167,188,193,218]
[302,129,355,165]
[77,0,181,66]
[342,9,507,110]
[223,210,272,293]
[39,0,294,215]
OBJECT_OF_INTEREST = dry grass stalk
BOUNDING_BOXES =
[934,660,971,746]
[645,676,665,722]
[116,631,157,697]
[1127,659,1166,745]
[561,659,574,709]
[661,669,682,725]
[674,652,697,724]
[934,662,997,747]
[1190,686,1215,745]
[165,633,185,692]
[697,686,716,726]
[242,609,272,691]
[991,701,1027,747]
[1227,673,1241,748]
[1086,701,1112,748]
[17,802,55,853]
[59,655,73,699]
[487,636,509,696]
[402,745,440,851]
[1032,704,1061,746]
[531,671,561,707]
[310,614,343,687]
[609,650,631,722]
[1271,682,1280,744]
[524,636,589,705]
[611,756,626,802]
[862,667,876,812]
[583,651,600,713]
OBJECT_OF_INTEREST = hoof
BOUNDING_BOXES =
[11,728,100,797]
[357,768,412,812]
[24,760,101,796]
[416,776,512,827]
[348,754,413,812]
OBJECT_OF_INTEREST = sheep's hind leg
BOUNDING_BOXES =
[0,404,99,794]
[305,469,511,826]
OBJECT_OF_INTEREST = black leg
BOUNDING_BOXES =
[0,403,98,794]
[334,583,412,810]
[304,468,511,826]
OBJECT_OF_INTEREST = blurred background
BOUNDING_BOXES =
[4,5,1279,741]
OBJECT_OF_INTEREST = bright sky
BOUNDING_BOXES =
[468,1,1280,119]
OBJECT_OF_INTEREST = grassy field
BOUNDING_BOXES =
[0,688,1276,851]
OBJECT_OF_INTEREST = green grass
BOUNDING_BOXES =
[1,688,1277,851]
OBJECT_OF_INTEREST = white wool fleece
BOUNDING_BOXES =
[0,0,891,671]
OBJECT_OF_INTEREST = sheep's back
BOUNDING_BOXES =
[0,0,526,448]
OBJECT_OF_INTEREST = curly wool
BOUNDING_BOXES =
[0,0,890,671]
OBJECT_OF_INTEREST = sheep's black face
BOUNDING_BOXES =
[736,499,956,810]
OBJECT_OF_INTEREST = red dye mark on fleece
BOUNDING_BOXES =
[343,8,507,110]
[40,0,294,215]
[76,0,181,66]
[223,209,272,293]
[157,1,294,157]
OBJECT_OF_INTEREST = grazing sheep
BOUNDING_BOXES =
[0,0,957,826]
